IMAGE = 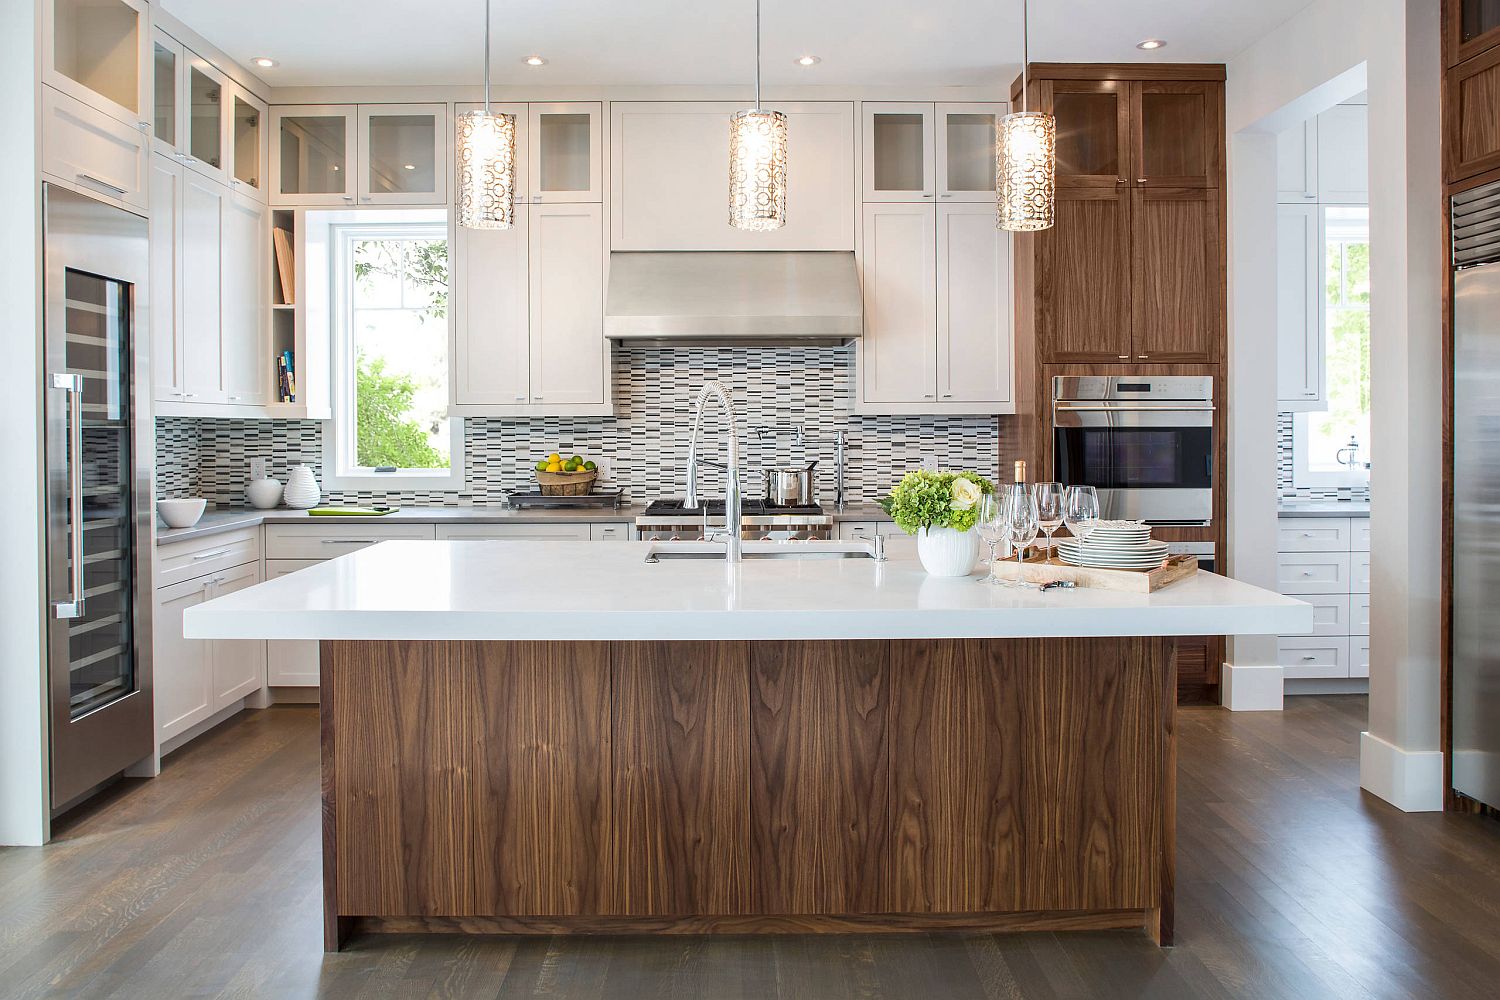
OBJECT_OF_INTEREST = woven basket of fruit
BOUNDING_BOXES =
[535,453,599,496]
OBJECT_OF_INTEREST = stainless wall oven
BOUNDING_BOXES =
[1052,375,1215,526]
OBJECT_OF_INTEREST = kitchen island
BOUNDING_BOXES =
[184,540,1310,951]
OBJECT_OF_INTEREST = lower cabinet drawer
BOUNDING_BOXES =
[589,522,631,542]
[1350,594,1370,636]
[1350,637,1370,678]
[1351,551,1371,592]
[264,522,437,559]
[435,523,592,541]
[1300,595,1352,637]
[1276,551,1351,594]
[1279,636,1350,679]
[156,526,261,589]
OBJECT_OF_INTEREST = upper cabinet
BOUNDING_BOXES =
[530,103,603,203]
[149,30,268,201]
[228,82,268,200]
[1276,103,1368,204]
[185,54,228,181]
[860,102,1006,202]
[1133,83,1221,188]
[1448,0,1500,68]
[271,104,447,206]
[1049,80,1131,189]
[611,101,855,250]
[43,0,150,130]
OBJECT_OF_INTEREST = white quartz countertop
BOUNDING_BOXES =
[184,540,1312,643]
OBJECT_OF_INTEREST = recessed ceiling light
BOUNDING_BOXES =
[252,56,278,68]
[523,54,547,66]
[795,55,821,66]
[402,163,416,170]
[1136,38,1167,50]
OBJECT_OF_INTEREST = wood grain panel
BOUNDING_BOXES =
[1035,189,1133,362]
[1047,79,1132,188]
[1130,187,1220,362]
[1449,47,1500,182]
[749,640,890,915]
[610,641,750,916]
[326,640,610,919]
[1134,82,1222,187]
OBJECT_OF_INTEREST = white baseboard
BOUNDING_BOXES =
[1285,678,1369,696]
[1360,731,1445,812]
[1222,662,1283,711]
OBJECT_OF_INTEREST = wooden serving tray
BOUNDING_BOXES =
[987,551,1198,593]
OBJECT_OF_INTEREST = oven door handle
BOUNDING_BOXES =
[1052,402,1214,412]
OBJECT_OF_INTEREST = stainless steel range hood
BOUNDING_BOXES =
[605,251,862,347]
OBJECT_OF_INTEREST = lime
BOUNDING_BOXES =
[569,455,584,465]
[535,461,548,472]
[583,460,597,472]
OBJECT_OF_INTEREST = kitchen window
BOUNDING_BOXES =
[1294,206,1370,488]
[323,213,464,491]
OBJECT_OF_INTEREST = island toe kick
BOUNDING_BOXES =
[319,636,1177,951]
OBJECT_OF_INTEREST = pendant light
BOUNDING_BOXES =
[456,0,517,229]
[728,0,788,231]
[996,0,1056,232]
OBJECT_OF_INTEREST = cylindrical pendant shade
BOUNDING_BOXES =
[996,110,1057,232]
[456,109,517,229]
[728,108,788,232]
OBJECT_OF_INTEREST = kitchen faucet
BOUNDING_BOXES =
[684,382,743,563]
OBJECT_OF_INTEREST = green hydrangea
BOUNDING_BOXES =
[878,470,996,534]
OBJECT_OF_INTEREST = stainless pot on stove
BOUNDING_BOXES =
[762,462,817,506]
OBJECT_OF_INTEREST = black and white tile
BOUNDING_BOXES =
[1276,411,1372,503]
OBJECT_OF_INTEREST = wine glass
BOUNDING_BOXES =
[1033,482,1065,564]
[1005,483,1040,582]
[1063,485,1100,561]
[975,493,1009,586]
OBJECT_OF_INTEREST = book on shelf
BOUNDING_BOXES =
[277,350,296,403]
[272,228,295,305]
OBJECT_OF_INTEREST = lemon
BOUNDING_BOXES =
[548,453,562,464]
[546,462,563,473]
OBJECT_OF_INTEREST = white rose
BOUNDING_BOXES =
[950,477,981,511]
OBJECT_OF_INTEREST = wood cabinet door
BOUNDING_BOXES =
[1448,0,1500,68]
[1129,187,1221,363]
[451,208,530,407]
[937,203,1013,404]
[1033,187,1132,362]
[1131,82,1221,188]
[1047,79,1132,189]
[528,203,606,406]
[1447,45,1500,182]
[860,202,938,402]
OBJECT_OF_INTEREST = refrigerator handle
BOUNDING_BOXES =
[52,372,85,620]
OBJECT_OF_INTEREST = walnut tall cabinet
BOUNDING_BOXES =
[1007,64,1229,703]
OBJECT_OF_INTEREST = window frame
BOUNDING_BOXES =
[322,213,464,493]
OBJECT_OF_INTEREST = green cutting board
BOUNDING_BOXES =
[306,506,398,516]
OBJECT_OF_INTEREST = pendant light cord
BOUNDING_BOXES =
[755,0,763,111]
[1020,0,1029,114]
[483,0,492,114]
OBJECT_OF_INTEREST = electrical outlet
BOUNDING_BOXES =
[593,457,610,481]
[249,458,269,481]
[920,456,939,473]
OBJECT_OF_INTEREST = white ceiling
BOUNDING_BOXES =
[161,0,1317,90]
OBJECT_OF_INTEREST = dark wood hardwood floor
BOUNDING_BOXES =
[1,696,1497,999]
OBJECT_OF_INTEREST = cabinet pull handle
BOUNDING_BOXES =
[75,172,127,196]
[192,548,234,561]
[1137,355,1149,360]
[1116,177,1126,185]
[137,121,150,132]
[1137,178,1147,184]
[921,193,934,198]
[1117,355,1130,360]
[1302,655,1316,661]
[322,538,377,545]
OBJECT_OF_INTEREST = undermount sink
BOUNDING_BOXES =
[644,540,882,563]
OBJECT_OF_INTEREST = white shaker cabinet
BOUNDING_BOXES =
[937,203,1012,405]
[272,104,448,207]
[154,578,214,742]
[180,170,228,404]
[1316,104,1369,205]
[529,203,607,407]
[43,0,151,131]
[451,210,530,408]
[209,563,267,707]
[529,102,603,203]
[1278,516,1370,682]
[149,155,186,401]
[270,105,358,206]
[358,103,449,206]
[41,85,149,213]
[264,560,322,687]
[1276,119,1318,204]
[1276,203,1324,409]
[220,189,269,405]
[862,102,936,202]
[860,203,938,405]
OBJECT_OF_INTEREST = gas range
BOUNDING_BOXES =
[636,498,833,541]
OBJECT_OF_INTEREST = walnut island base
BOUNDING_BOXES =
[319,635,1177,952]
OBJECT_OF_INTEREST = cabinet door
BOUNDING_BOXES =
[210,563,266,708]
[452,210,530,406]
[149,154,185,402]
[1276,203,1324,408]
[43,0,150,129]
[181,172,227,403]
[358,103,448,205]
[1315,104,1368,204]
[184,52,229,182]
[154,577,213,743]
[935,103,1004,203]
[228,83,268,203]
[529,204,606,406]
[862,102,935,202]
[1132,82,1221,188]
[861,203,938,403]
[1448,0,1500,68]
[150,29,185,158]
[936,204,1012,405]
[1129,187,1220,362]
[1276,118,1318,203]
[221,190,268,405]
[1033,188,1132,361]
[1047,80,1131,189]
[530,102,603,203]
[41,85,149,212]
[270,105,357,206]
[265,559,322,686]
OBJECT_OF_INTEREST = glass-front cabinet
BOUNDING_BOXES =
[229,83,267,201]
[1048,80,1131,188]
[358,104,448,205]
[151,31,180,155]
[529,103,603,203]
[1133,83,1218,188]
[185,54,227,181]
[44,0,151,129]
[936,103,1003,202]
[1452,0,1500,65]
[271,105,357,204]
[861,102,1007,202]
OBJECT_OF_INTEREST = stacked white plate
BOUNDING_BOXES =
[1057,520,1169,570]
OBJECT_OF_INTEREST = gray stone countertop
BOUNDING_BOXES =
[156,502,893,545]
[1277,500,1371,518]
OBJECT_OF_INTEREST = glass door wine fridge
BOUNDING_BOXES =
[43,185,155,813]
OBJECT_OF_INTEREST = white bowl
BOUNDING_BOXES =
[246,478,284,509]
[157,497,207,529]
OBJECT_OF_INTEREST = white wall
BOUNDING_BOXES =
[0,0,48,845]
[1226,0,1445,808]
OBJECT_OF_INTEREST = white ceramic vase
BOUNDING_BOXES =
[283,464,321,510]
[916,525,979,577]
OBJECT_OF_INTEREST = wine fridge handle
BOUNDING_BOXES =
[52,373,85,620]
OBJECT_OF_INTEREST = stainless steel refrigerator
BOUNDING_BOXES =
[1452,179,1500,812]
[42,184,155,814]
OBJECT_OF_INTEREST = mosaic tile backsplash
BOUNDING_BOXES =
[156,347,1004,508]
[1276,411,1371,503]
